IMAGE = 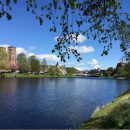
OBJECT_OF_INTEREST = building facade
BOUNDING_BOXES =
[0,46,16,66]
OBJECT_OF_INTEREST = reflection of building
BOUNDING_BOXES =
[0,46,16,65]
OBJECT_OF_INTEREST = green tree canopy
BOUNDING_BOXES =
[66,67,77,74]
[17,53,29,73]
[42,58,48,72]
[48,66,55,76]
[106,67,115,77]
[29,55,40,73]
[55,67,62,76]
[0,0,130,61]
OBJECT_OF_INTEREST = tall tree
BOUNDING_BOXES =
[0,0,130,61]
[17,53,29,73]
[29,55,40,73]
[48,66,55,76]
[55,67,62,76]
[106,67,115,77]
[0,48,7,70]
[42,58,47,73]
[66,67,77,75]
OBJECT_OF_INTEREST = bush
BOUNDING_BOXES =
[103,98,130,128]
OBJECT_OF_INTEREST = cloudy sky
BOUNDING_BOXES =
[0,0,130,70]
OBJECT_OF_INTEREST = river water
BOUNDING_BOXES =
[0,77,130,128]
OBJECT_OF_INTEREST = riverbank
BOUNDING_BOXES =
[80,90,130,129]
[0,73,76,78]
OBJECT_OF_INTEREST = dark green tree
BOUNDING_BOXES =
[17,53,29,73]
[66,67,77,75]
[42,58,47,73]
[55,67,62,76]
[48,66,55,76]
[106,67,115,77]
[0,0,130,61]
[29,55,40,73]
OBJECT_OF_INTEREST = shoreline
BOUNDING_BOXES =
[0,73,77,78]
[79,89,130,129]
[0,73,129,80]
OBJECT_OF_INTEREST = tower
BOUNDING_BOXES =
[7,46,16,65]
[0,47,6,52]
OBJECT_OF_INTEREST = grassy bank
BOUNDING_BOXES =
[0,73,76,78]
[80,90,130,129]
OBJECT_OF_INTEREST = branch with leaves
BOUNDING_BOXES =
[0,0,130,62]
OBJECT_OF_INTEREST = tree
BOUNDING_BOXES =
[66,67,77,75]
[125,63,130,78]
[116,67,126,77]
[42,58,47,73]
[48,66,55,76]
[17,53,29,73]
[9,63,17,72]
[0,0,130,61]
[106,67,115,77]
[0,48,7,70]
[29,55,40,73]
[55,67,62,76]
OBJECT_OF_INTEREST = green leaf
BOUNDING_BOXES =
[39,17,43,25]
[13,0,17,3]
[6,13,12,20]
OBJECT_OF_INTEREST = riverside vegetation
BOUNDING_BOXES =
[80,90,130,129]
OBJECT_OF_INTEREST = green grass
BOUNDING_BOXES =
[79,90,130,129]
[1,73,76,78]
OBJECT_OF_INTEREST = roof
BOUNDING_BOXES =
[8,46,16,48]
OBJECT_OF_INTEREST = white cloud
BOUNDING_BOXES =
[27,52,35,57]
[75,67,84,71]
[86,59,102,69]
[54,34,87,43]
[0,44,10,48]
[29,46,36,51]
[77,34,87,43]
[36,54,60,62]
[70,45,94,54]
[16,47,27,55]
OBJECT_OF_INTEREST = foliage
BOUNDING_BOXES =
[17,53,29,73]
[9,63,17,72]
[55,67,62,76]
[48,66,55,76]
[0,0,130,61]
[106,67,115,77]
[42,58,47,72]
[0,48,7,70]
[116,66,126,77]
[80,90,130,129]
[103,100,130,129]
[29,55,40,73]
[66,67,77,74]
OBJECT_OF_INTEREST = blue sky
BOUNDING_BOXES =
[0,0,130,70]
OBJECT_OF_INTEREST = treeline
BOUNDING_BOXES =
[102,62,130,78]
[0,50,78,75]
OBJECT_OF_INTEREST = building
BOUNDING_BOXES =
[7,46,16,65]
[0,46,16,66]
[55,62,67,75]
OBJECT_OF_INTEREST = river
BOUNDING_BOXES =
[0,77,130,128]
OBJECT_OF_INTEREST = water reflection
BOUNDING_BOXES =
[0,78,130,128]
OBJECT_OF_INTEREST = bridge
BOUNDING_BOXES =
[73,73,100,77]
